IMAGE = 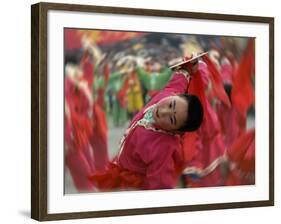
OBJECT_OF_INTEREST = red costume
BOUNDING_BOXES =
[182,60,227,187]
[216,102,245,148]
[232,39,255,119]
[225,129,255,185]
[90,71,191,190]
[64,57,109,191]
[90,61,110,171]
[182,45,255,187]
[65,77,95,191]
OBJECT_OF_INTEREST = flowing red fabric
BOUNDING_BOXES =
[65,78,96,190]
[181,132,198,164]
[89,163,144,190]
[202,54,231,108]
[224,129,255,186]
[65,150,95,191]
[227,129,255,172]
[220,60,234,84]
[181,64,207,166]
[216,102,245,148]
[94,31,144,45]
[70,112,93,151]
[232,39,255,118]
[92,104,107,142]
[65,78,93,151]
[65,78,91,117]
[182,60,227,187]
[64,29,82,50]
[90,63,110,171]
[81,55,95,88]
[91,103,109,171]
[182,62,222,164]
[64,54,111,190]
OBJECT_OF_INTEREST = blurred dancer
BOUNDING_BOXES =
[136,58,172,102]
[90,55,110,171]
[64,63,95,191]
[117,56,144,118]
[181,57,228,187]
[182,39,255,187]
[64,38,111,191]
[108,71,129,127]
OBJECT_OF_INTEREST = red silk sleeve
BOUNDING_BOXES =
[232,38,255,118]
[202,54,231,108]
[148,72,191,106]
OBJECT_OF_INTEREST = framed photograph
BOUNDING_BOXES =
[31,2,274,221]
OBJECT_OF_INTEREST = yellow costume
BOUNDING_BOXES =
[127,72,144,114]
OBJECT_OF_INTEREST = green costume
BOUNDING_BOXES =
[136,66,172,102]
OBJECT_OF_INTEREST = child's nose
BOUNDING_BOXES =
[160,107,172,117]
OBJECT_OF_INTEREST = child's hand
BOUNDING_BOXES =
[182,54,199,75]
[190,58,199,74]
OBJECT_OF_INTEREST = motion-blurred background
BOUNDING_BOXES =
[64,29,254,193]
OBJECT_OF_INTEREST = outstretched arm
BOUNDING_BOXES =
[147,70,191,106]
[146,57,199,106]
[164,69,192,94]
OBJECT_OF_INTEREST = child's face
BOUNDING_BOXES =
[152,95,188,132]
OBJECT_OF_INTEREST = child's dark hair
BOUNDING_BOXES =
[177,94,204,132]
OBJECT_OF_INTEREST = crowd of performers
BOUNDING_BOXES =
[64,34,255,192]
